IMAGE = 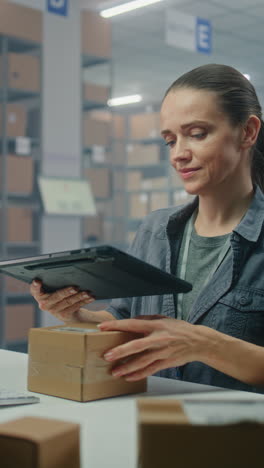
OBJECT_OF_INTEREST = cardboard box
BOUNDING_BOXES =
[170,168,184,188]
[137,398,264,468]
[113,193,125,217]
[130,112,160,139]
[83,115,111,147]
[83,213,104,242]
[113,114,125,139]
[173,189,194,207]
[0,2,42,43]
[82,10,111,58]
[127,144,160,166]
[5,304,35,342]
[5,275,30,294]
[111,141,126,165]
[113,170,142,191]
[0,154,34,194]
[28,324,147,401]
[0,53,40,92]
[129,193,148,219]
[0,206,33,242]
[83,83,110,104]
[0,417,80,468]
[84,167,112,198]
[0,103,26,137]
[150,192,169,211]
[141,177,167,190]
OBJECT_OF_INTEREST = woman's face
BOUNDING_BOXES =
[160,87,248,196]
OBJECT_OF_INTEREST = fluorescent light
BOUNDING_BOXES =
[108,94,142,106]
[243,73,251,80]
[100,0,164,18]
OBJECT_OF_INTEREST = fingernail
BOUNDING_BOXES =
[104,352,114,361]
[112,369,123,377]
[33,280,39,286]
[69,288,76,294]
[82,292,89,298]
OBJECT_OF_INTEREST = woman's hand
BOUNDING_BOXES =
[30,279,95,322]
[99,317,209,381]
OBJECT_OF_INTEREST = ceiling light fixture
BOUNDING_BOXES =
[100,0,165,18]
[108,94,142,106]
[243,73,251,80]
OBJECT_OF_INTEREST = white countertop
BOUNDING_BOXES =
[1,349,264,468]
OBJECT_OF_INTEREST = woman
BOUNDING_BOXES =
[31,64,264,393]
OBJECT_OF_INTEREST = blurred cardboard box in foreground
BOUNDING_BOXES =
[138,398,264,468]
[28,323,147,401]
[0,416,80,468]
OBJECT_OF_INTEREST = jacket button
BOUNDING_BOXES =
[239,296,250,305]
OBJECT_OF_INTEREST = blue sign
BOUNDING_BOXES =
[196,17,212,54]
[47,0,68,17]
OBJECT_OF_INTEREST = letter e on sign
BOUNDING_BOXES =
[47,0,68,17]
[196,17,212,54]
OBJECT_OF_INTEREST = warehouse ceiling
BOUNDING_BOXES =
[81,0,264,108]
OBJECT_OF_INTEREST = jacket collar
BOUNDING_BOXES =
[166,186,264,243]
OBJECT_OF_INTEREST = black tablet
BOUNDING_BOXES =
[0,245,192,299]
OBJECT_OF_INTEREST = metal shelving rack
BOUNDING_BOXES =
[109,106,190,250]
[81,50,114,248]
[0,34,42,352]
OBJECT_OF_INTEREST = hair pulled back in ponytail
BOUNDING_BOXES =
[164,64,264,192]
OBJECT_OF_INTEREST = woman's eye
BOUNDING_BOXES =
[191,132,206,139]
[165,140,176,147]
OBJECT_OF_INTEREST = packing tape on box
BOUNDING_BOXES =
[28,354,116,384]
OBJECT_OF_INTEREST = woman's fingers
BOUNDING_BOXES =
[99,318,160,334]
[39,290,93,312]
[104,329,167,363]
[111,347,169,377]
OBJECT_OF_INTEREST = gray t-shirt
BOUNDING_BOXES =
[177,218,230,321]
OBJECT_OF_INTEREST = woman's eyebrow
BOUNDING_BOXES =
[161,120,210,136]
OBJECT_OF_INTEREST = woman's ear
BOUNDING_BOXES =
[241,115,261,149]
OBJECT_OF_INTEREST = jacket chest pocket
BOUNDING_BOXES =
[210,287,264,345]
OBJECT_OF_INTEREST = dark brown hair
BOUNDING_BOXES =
[164,64,264,191]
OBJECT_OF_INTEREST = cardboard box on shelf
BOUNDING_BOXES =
[0,103,26,137]
[5,276,30,294]
[141,177,167,190]
[0,2,42,43]
[82,10,111,58]
[130,112,160,140]
[111,141,126,165]
[83,115,111,147]
[127,144,160,166]
[173,189,194,207]
[0,53,40,92]
[113,170,142,191]
[2,206,33,243]
[84,167,112,199]
[170,168,185,188]
[113,114,125,139]
[113,193,125,217]
[0,417,80,468]
[137,398,264,468]
[5,304,34,342]
[0,154,33,194]
[83,213,104,242]
[28,323,147,401]
[150,192,169,211]
[83,83,110,104]
[129,193,149,219]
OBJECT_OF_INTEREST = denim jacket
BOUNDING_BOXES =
[107,186,264,393]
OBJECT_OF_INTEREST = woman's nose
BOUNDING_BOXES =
[170,143,192,163]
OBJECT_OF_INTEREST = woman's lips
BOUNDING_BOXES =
[178,167,201,179]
